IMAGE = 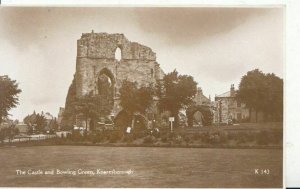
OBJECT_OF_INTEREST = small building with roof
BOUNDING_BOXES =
[214,84,250,124]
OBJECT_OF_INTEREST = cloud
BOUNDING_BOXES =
[0,7,283,120]
[134,8,270,45]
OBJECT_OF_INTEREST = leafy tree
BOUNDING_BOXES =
[50,118,59,131]
[0,76,22,124]
[158,70,197,126]
[0,128,5,143]
[60,77,77,130]
[23,111,37,125]
[35,114,47,133]
[237,69,283,122]
[0,125,19,143]
[27,126,33,135]
[119,80,154,128]
[263,73,283,121]
[74,95,99,131]
[120,80,154,114]
[237,69,265,122]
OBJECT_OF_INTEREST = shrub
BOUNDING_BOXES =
[71,131,83,142]
[184,135,191,144]
[133,130,146,140]
[208,133,220,144]
[256,130,269,145]
[201,132,210,143]
[123,134,134,143]
[192,133,201,140]
[219,132,228,143]
[174,135,183,144]
[161,135,168,143]
[143,136,155,144]
[109,131,122,143]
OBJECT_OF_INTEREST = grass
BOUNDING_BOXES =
[0,146,282,188]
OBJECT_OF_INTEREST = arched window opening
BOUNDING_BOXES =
[193,111,204,127]
[98,74,113,95]
[115,47,122,61]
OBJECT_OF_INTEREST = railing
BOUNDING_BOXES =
[2,134,57,143]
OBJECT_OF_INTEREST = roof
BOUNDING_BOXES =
[215,91,237,98]
[216,91,231,98]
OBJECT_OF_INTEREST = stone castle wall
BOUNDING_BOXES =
[76,32,163,98]
[62,32,165,129]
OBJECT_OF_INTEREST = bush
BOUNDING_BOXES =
[192,133,201,140]
[161,135,168,143]
[71,131,83,142]
[123,134,134,143]
[200,132,210,143]
[174,135,183,144]
[264,131,282,145]
[208,133,220,144]
[184,135,191,144]
[219,132,228,143]
[143,136,155,144]
[109,131,122,143]
[256,132,268,145]
[132,130,146,140]
[91,133,103,144]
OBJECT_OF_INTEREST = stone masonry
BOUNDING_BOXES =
[62,32,165,129]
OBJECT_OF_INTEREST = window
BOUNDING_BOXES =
[115,47,121,61]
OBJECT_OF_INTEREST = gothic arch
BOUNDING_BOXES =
[115,47,122,61]
[186,105,213,127]
[98,68,115,85]
[95,68,115,118]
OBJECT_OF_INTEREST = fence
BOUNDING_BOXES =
[2,134,57,143]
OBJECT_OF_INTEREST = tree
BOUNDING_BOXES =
[263,73,283,121]
[23,111,37,125]
[74,95,99,131]
[119,80,154,128]
[50,118,59,131]
[0,125,19,143]
[237,69,283,122]
[35,114,47,133]
[0,75,22,124]
[158,70,197,126]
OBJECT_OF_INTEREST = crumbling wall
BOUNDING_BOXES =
[62,32,165,128]
[76,32,161,98]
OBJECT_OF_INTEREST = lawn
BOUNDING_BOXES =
[0,146,282,188]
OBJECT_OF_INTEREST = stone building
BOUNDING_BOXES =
[62,32,165,130]
[214,84,250,124]
[194,87,211,107]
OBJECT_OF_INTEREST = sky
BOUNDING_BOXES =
[0,7,284,121]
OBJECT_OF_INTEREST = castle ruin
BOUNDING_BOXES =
[61,32,165,130]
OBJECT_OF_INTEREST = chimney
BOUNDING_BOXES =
[230,84,235,97]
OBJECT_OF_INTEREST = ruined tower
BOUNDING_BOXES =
[61,32,164,130]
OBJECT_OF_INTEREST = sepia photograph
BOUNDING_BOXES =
[0,6,284,188]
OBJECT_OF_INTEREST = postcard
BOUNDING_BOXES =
[0,5,284,188]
